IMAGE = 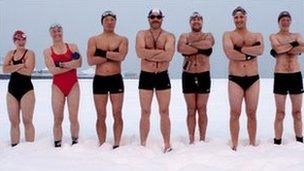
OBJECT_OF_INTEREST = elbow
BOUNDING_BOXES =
[257,51,264,56]
[77,60,82,68]
[136,53,143,59]
[177,46,185,54]
[119,55,126,61]
[224,50,233,58]
[2,67,9,74]
[204,42,213,49]
[166,55,174,62]
[87,59,94,66]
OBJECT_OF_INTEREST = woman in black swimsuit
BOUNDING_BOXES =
[2,30,36,147]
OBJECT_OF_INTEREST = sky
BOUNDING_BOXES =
[0,0,303,78]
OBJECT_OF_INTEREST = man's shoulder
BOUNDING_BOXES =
[250,31,262,37]
[162,30,175,38]
[136,29,148,36]
[223,30,233,36]
[88,35,99,42]
[292,32,302,37]
[116,34,128,41]
[179,32,189,37]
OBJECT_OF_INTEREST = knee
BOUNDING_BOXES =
[197,106,207,115]
[113,110,122,121]
[54,116,64,126]
[230,109,241,121]
[292,110,302,121]
[10,119,20,128]
[23,117,33,127]
[97,114,106,122]
[247,109,257,121]
[276,110,285,122]
[69,116,79,125]
[159,108,169,116]
[160,109,170,120]
[141,109,151,118]
[187,107,196,115]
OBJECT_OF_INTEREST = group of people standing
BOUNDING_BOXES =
[2,6,304,152]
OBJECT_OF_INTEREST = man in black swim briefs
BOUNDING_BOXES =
[222,6,264,150]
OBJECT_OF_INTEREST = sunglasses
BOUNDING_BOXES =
[149,15,163,20]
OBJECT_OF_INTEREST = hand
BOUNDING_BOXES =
[270,49,278,58]
[94,49,107,58]
[290,41,299,48]
[233,45,242,53]
[197,48,213,56]
[252,42,261,46]
[245,54,256,61]
[71,52,81,60]
[54,61,63,68]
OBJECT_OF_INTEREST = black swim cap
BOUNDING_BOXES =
[101,10,116,23]
[278,11,291,22]
[232,6,247,16]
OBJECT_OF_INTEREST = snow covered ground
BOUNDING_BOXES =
[0,79,304,171]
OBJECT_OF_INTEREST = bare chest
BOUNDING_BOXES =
[231,33,258,47]
[144,33,167,50]
[96,37,121,51]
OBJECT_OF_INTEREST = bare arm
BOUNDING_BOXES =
[44,49,72,75]
[2,51,25,73]
[288,33,304,55]
[149,33,176,62]
[17,50,35,74]
[86,37,107,66]
[135,30,162,59]
[61,44,82,69]
[241,33,264,56]
[106,37,128,62]
[190,33,214,49]
[222,32,246,61]
[270,34,293,54]
[177,33,198,55]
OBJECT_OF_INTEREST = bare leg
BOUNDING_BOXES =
[20,90,35,142]
[139,90,153,146]
[7,93,21,145]
[274,94,287,140]
[52,85,66,142]
[156,89,171,151]
[197,93,209,142]
[290,94,303,138]
[110,93,124,147]
[67,83,80,142]
[228,81,244,150]
[244,80,259,146]
[184,94,197,144]
[94,94,108,145]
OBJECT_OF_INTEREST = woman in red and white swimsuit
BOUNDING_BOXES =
[43,23,82,147]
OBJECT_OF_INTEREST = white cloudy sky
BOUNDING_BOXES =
[0,0,303,78]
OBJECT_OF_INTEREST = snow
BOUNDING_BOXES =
[0,79,304,171]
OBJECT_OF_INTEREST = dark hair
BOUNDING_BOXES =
[232,6,247,16]
[278,11,291,22]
